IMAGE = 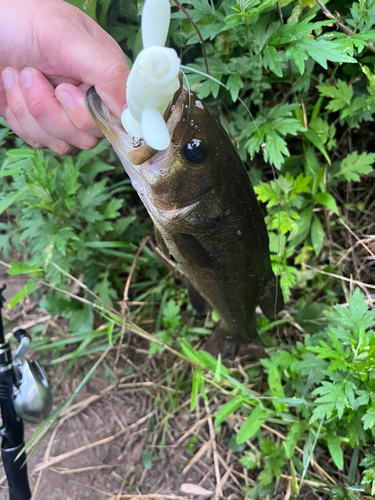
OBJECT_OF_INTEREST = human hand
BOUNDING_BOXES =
[0,0,129,154]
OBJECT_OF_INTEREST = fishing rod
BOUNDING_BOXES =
[0,284,52,500]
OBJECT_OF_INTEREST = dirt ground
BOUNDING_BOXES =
[0,261,247,500]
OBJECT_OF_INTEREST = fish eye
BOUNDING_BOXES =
[183,139,206,164]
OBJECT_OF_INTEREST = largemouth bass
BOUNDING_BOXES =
[86,85,283,357]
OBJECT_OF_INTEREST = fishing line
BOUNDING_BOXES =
[175,68,192,148]
[180,64,264,144]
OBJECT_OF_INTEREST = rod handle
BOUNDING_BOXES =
[1,443,31,500]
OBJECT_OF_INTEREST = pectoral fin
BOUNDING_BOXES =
[174,233,215,269]
[187,282,210,315]
[154,227,170,257]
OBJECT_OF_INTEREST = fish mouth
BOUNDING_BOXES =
[86,82,185,166]
[86,84,188,212]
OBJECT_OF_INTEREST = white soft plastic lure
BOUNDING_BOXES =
[121,0,180,151]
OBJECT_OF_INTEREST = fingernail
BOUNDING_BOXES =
[2,70,15,89]
[57,90,74,111]
[20,70,34,90]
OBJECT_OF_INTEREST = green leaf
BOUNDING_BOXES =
[7,260,43,276]
[214,353,222,381]
[0,166,22,178]
[162,300,181,330]
[303,128,331,165]
[77,140,110,165]
[5,149,35,158]
[80,161,115,174]
[310,381,348,422]
[284,421,305,458]
[290,207,313,246]
[215,397,244,425]
[191,369,200,411]
[239,450,261,469]
[254,182,279,208]
[337,151,375,182]
[362,407,375,430]
[263,128,290,170]
[0,187,28,215]
[299,39,356,69]
[263,46,283,77]
[242,104,304,169]
[142,449,153,470]
[318,80,353,111]
[8,280,39,309]
[149,330,173,355]
[227,74,243,101]
[107,321,115,346]
[82,241,133,249]
[68,304,94,334]
[180,342,201,365]
[287,44,307,74]
[262,359,286,414]
[326,434,344,470]
[314,193,339,215]
[311,215,324,255]
[236,406,270,444]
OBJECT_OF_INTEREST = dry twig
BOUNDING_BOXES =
[115,236,150,369]
[108,495,187,500]
[173,0,209,75]
[315,0,354,36]
[33,412,153,473]
[303,263,375,290]
[204,400,222,500]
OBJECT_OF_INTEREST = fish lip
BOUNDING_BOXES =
[86,86,136,154]
[86,83,186,167]
[86,85,188,201]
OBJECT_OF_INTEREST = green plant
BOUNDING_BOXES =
[178,289,375,497]
[1,0,375,498]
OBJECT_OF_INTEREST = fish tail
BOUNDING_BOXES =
[204,323,265,359]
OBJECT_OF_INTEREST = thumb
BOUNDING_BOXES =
[91,53,130,119]
[51,24,129,119]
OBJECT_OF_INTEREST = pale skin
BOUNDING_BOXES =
[0,0,129,154]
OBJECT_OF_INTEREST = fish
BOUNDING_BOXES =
[86,84,283,357]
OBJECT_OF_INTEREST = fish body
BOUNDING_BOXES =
[87,85,282,356]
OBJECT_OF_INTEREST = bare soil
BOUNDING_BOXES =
[0,264,246,500]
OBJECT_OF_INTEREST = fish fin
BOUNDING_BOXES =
[174,233,215,269]
[187,282,211,315]
[259,273,284,320]
[154,227,170,257]
[204,325,265,360]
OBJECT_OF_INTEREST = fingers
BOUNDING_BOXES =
[1,67,101,153]
[5,108,44,149]
[55,83,103,138]
[20,67,101,148]
[2,67,71,154]
[53,27,129,119]
[0,73,8,118]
